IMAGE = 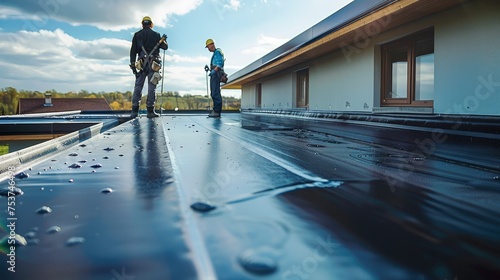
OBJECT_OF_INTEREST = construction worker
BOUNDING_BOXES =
[205,39,224,118]
[129,16,168,118]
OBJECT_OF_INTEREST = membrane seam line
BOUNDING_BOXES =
[161,118,217,280]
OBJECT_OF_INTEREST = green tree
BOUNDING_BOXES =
[109,101,121,110]
[0,87,240,115]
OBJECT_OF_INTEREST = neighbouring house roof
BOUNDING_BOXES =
[17,98,112,114]
[223,0,467,89]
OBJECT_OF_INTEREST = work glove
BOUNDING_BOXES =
[209,69,216,76]
[129,63,137,75]
[161,34,167,42]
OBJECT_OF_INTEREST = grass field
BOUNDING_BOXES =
[0,145,9,156]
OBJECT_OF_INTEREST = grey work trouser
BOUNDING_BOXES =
[132,66,157,108]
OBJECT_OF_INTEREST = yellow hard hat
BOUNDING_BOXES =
[205,38,214,48]
[142,16,152,24]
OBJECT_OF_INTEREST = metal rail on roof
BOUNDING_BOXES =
[0,110,82,119]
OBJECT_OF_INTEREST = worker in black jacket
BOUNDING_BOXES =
[129,16,168,118]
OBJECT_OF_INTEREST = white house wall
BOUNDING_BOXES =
[260,74,294,109]
[309,47,374,111]
[241,84,256,109]
[433,0,500,116]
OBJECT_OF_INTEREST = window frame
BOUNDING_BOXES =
[381,28,435,107]
[256,83,262,108]
[296,68,309,108]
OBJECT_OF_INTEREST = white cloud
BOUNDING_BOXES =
[164,65,206,90]
[164,54,207,64]
[0,29,134,91]
[241,34,287,58]
[0,6,38,20]
[0,0,204,31]
[225,0,241,11]
[0,28,235,96]
[77,38,131,60]
[209,0,242,17]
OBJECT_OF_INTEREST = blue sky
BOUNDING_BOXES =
[0,0,353,97]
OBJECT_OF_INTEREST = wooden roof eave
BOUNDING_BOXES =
[223,0,466,90]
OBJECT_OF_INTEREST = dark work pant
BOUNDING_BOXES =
[210,71,222,113]
[132,66,157,108]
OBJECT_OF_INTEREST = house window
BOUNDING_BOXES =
[381,28,434,106]
[256,83,262,108]
[296,69,309,108]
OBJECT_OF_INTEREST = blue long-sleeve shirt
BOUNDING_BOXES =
[210,48,225,70]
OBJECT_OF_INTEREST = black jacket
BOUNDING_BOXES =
[130,27,168,64]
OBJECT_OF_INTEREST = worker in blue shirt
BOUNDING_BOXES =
[205,39,224,118]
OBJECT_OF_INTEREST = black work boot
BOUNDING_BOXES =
[208,110,220,118]
[130,105,139,118]
[146,107,159,118]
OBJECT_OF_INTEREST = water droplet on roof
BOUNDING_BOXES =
[190,202,216,212]
[1,234,27,247]
[15,172,29,179]
[46,226,61,234]
[68,163,82,169]
[0,187,24,196]
[100,188,113,194]
[65,237,85,247]
[36,206,52,214]
[24,231,37,239]
[238,247,279,275]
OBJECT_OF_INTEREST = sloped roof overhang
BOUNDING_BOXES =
[223,0,467,89]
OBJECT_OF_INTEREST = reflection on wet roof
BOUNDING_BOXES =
[1,111,500,279]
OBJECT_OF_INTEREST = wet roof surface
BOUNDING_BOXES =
[1,112,500,279]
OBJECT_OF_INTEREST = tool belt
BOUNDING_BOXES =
[136,56,161,72]
[220,70,228,83]
[135,58,144,71]
[151,59,161,72]
[210,65,225,71]
[209,65,228,83]
[151,72,162,85]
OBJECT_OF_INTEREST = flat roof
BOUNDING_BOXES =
[1,111,499,279]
